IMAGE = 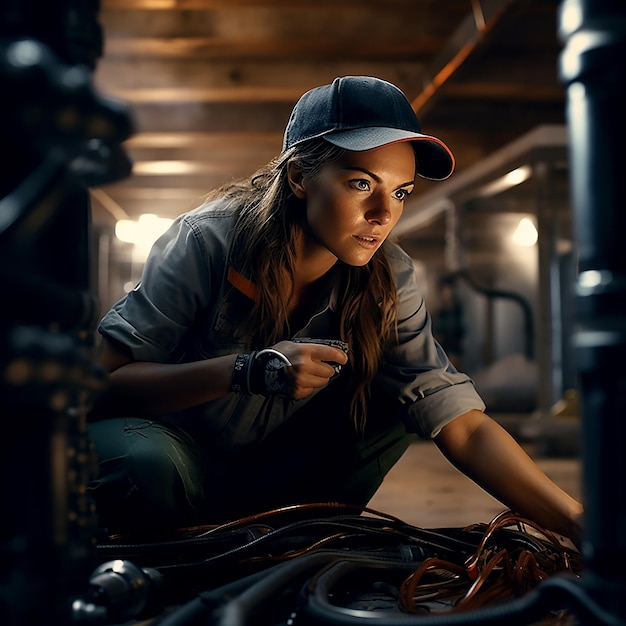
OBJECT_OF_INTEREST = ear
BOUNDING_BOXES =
[287,162,307,199]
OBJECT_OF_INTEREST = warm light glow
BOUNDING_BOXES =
[475,165,532,198]
[132,160,207,175]
[512,217,538,247]
[560,1,582,33]
[115,219,137,243]
[503,167,531,186]
[115,213,174,262]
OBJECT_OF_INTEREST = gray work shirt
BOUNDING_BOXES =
[99,200,485,449]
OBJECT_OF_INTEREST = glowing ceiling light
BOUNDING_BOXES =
[512,216,538,247]
[475,165,532,198]
[132,160,204,175]
[115,213,174,262]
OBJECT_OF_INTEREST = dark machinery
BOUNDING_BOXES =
[558,0,626,619]
[0,2,132,624]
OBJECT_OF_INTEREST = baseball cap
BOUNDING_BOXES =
[283,76,455,181]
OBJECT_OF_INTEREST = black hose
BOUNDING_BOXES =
[154,567,272,626]
[449,269,535,360]
[305,569,621,626]
[129,517,473,574]
[213,551,420,626]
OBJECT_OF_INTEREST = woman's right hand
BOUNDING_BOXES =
[270,339,349,399]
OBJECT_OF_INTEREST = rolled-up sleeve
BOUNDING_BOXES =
[99,210,224,363]
[375,244,485,439]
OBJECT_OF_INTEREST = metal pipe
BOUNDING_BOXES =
[559,0,626,619]
[410,0,517,115]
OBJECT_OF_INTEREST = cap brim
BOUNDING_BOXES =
[324,127,455,181]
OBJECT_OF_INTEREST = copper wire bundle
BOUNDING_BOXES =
[398,510,582,615]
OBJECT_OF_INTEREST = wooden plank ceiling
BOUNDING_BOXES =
[92,0,567,234]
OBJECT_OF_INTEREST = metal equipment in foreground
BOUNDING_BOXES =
[558,0,626,620]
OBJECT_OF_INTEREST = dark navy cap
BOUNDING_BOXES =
[283,75,455,181]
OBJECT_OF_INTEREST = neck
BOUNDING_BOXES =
[295,228,337,279]
[289,239,337,315]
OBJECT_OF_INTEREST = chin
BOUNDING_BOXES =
[339,254,375,267]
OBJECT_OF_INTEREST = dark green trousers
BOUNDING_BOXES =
[87,382,417,533]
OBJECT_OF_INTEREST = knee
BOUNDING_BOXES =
[87,420,203,533]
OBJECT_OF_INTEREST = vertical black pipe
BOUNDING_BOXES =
[558,0,626,619]
[0,2,131,624]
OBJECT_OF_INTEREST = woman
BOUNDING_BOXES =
[88,76,583,545]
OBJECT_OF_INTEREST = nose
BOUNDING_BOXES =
[365,195,392,226]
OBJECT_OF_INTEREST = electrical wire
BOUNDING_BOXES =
[93,504,588,625]
[398,511,582,615]
[97,503,477,571]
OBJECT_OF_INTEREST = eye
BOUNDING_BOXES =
[350,179,371,191]
[394,188,413,201]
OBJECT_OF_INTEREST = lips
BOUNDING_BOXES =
[353,233,380,248]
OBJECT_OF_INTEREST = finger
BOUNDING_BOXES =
[307,344,349,365]
[290,359,338,381]
[290,338,349,363]
[288,372,333,398]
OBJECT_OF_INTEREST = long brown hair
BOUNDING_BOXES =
[206,138,399,431]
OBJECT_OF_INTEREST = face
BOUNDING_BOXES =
[291,141,416,267]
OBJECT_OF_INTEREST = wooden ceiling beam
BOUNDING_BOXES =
[100,36,441,61]
[101,0,442,9]
[94,59,425,92]
[124,131,281,148]
[102,79,564,106]
[99,6,453,42]
[125,101,293,133]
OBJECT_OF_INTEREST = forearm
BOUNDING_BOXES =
[435,410,583,545]
[90,354,237,419]
[88,337,349,420]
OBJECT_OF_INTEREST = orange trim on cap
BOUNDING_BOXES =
[228,266,258,300]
